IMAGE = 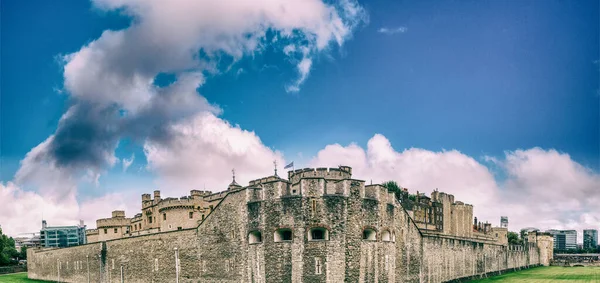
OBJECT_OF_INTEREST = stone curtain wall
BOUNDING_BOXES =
[422,237,541,282]
[27,229,198,283]
[27,244,101,282]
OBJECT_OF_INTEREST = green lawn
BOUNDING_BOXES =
[470,266,600,282]
[0,273,51,283]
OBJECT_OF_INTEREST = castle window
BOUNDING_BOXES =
[163,213,166,220]
[114,228,118,234]
[311,199,317,213]
[154,258,158,272]
[308,227,329,241]
[381,230,393,242]
[177,227,182,230]
[363,228,377,241]
[274,229,293,242]
[104,229,107,234]
[149,217,153,224]
[314,257,322,275]
[189,211,193,219]
[248,231,262,244]
[202,214,205,221]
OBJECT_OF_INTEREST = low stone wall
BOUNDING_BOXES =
[422,235,541,282]
[27,229,198,283]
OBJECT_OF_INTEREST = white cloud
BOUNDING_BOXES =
[378,26,408,35]
[10,0,366,223]
[144,112,286,194]
[285,57,313,92]
[0,182,136,237]
[14,136,78,201]
[310,134,600,242]
[122,154,135,172]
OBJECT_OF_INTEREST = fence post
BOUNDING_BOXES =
[87,255,90,283]
[174,247,179,283]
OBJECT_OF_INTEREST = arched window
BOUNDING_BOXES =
[381,230,393,242]
[274,229,293,242]
[248,231,262,244]
[363,228,377,241]
[308,227,329,241]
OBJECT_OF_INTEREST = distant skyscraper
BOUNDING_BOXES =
[546,229,577,250]
[500,216,508,228]
[583,229,598,249]
[40,220,87,248]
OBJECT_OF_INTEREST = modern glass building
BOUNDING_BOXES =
[583,229,598,249]
[546,229,577,250]
[40,220,87,248]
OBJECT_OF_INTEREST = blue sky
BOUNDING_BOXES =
[0,0,598,236]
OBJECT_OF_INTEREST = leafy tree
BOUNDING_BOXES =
[519,229,527,242]
[382,181,402,200]
[20,246,27,260]
[508,231,523,245]
[0,227,19,266]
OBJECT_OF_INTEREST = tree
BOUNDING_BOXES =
[508,231,522,245]
[519,229,527,242]
[382,181,403,200]
[0,227,19,266]
[19,246,27,260]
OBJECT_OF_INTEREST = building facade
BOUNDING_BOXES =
[40,220,86,248]
[546,229,577,250]
[583,229,598,249]
[86,183,241,243]
[14,232,41,250]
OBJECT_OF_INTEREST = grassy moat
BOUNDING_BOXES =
[0,273,50,282]
[1,267,599,282]
[470,266,600,282]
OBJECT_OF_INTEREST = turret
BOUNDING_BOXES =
[112,210,126,218]
[154,190,161,201]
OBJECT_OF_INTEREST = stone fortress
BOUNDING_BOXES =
[27,166,553,282]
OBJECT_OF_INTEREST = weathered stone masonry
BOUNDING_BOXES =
[27,166,553,282]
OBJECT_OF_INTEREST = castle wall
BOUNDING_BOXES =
[96,225,128,242]
[450,203,473,238]
[27,244,101,283]
[196,187,248,282]
[27,229,198,283]
[422,236,541,282]
[27,167,552,283]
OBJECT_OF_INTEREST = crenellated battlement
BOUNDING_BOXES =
[248,175,283,186]
[97,217,131,228]
[157,197,201,212]
[288,166,352,183]
[190,190,212,197]
[452,201,473,207]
